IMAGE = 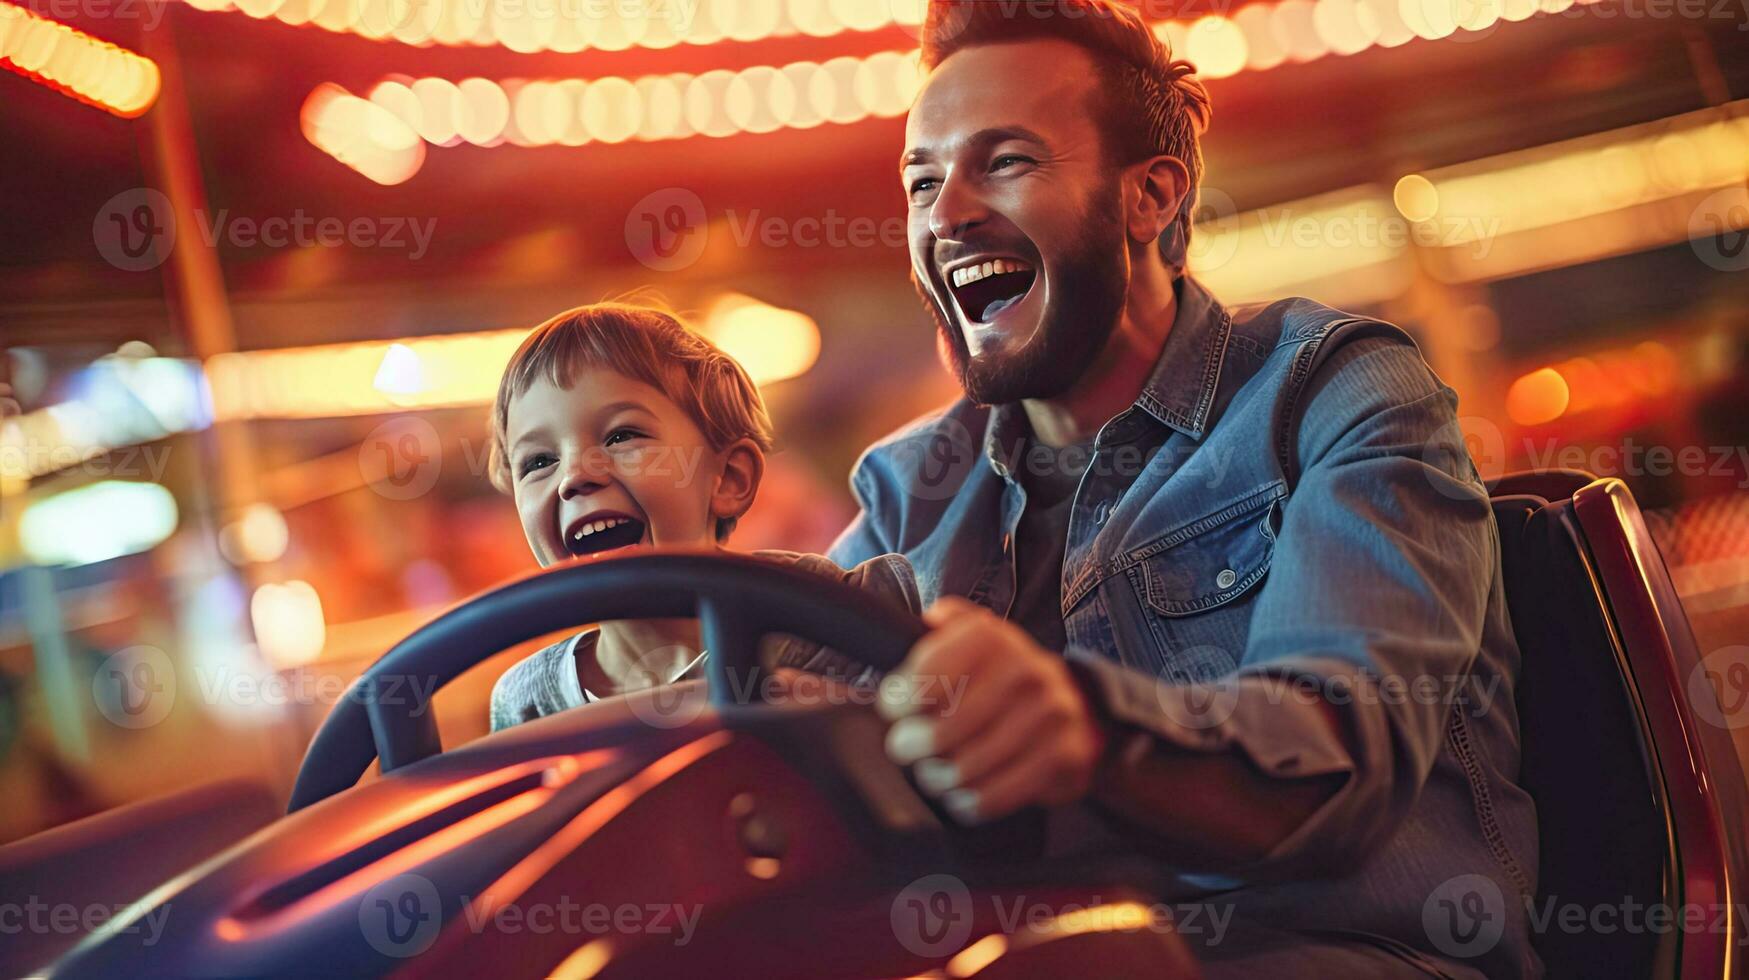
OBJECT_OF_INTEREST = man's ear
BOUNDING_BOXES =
[710,438,766,525]
[1128,154,1191,247]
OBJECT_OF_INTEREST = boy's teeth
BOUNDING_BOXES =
[573,517,627,540]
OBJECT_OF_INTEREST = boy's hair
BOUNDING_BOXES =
[488,302,775,541]
[920,0,1212,269]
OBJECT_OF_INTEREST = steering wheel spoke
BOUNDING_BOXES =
[698,594,768,707]
[364,673,441,774]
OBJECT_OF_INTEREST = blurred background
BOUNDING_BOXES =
[1,0,1747,845]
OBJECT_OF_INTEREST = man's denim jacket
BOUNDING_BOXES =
[830,276,1540,979]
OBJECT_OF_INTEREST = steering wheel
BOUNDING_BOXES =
[287,552,928,811]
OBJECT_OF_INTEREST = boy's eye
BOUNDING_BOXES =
[519,453,556,477]
[604,427,647,447]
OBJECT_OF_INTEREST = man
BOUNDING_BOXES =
[827,1,1539,976]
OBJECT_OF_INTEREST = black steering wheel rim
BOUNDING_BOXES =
[287,552,927,812]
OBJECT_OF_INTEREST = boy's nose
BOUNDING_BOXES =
[557,449,612,499]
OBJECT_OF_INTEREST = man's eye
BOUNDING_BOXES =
[604,428,646,447]
[908,177,939,201]
[991,154,1032,172]
[519,453,555,477]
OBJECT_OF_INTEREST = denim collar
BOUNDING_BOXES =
[981,275,1232,477]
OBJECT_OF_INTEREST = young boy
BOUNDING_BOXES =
[486,302,919,731]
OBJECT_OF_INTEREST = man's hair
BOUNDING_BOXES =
[919,0,1212,268]
[487,302,775,541]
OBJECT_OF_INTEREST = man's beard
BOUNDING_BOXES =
[917,198,1128,406]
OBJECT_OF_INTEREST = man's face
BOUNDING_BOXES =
[902,39,1131,405]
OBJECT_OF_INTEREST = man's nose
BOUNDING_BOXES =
[928,172,989,242]
[557,448,611,500]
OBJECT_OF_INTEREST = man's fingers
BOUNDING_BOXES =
[910,699,1045,796]
[883,646,1030,764]
[940,753,1053,824]
[876,609,1002,722]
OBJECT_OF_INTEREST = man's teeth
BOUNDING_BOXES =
[572,517,632,541]
[951,258,1032,288]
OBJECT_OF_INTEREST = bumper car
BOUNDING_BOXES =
[19,472,1749,977]
[39,552,1198,979]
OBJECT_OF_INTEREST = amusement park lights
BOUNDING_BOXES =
[0,0,160,116]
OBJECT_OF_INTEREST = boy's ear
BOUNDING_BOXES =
[710,438,765,525]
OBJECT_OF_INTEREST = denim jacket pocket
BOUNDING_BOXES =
[1118,485,1282,681]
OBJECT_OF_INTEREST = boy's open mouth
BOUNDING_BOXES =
[565,513,647,558]
[947,257,1036,324]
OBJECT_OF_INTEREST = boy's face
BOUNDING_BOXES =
[505,368,742,568]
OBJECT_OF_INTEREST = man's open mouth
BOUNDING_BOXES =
[947,257,1037,324]
[565,513,647,558]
